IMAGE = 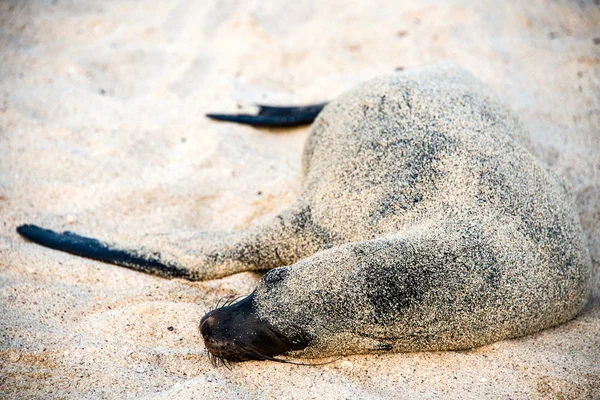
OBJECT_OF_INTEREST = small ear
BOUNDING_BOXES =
[262,267,291,287]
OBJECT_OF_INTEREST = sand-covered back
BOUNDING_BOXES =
[1,0,599,399]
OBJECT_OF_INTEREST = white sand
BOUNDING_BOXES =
[0,0,598,399]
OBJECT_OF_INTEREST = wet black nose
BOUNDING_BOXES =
[200,313,217,337]
[200,310,234,361]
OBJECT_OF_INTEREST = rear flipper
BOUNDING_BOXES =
[206,103,327,127]
[16,205,330,281]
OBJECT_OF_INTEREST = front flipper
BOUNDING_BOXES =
[16,224,191,279]
[206,103,327,127]
[16,204,329,281]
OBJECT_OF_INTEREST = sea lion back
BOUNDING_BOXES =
[299,65,553,241]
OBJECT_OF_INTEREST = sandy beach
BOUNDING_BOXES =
[1,0,599,398]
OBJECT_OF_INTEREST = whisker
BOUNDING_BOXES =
[238,345,338,366]
[218,294,248,309]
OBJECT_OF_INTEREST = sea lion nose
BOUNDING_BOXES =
[200,313,226,358]
[200,312,219,338]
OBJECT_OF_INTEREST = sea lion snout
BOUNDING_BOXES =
[200,292,310,364]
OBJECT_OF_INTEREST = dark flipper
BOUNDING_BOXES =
[206,103,327,127]
[16,204,329,280]
[16,224,191,279]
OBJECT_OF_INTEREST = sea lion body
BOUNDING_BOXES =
[18,65,593,362]
[245,65,592,357]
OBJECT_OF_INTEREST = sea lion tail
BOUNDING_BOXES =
[16,224,192,279]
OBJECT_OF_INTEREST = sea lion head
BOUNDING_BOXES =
[199,285,310,364]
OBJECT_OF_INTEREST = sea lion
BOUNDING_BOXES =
[17,64,593,364]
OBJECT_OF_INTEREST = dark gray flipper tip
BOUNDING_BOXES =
[16,223,189,280]
[17,224,69,247]
[206,102,327,127]
[17,223,109,251]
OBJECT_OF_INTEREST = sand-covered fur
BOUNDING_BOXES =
[252,65,592,356]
